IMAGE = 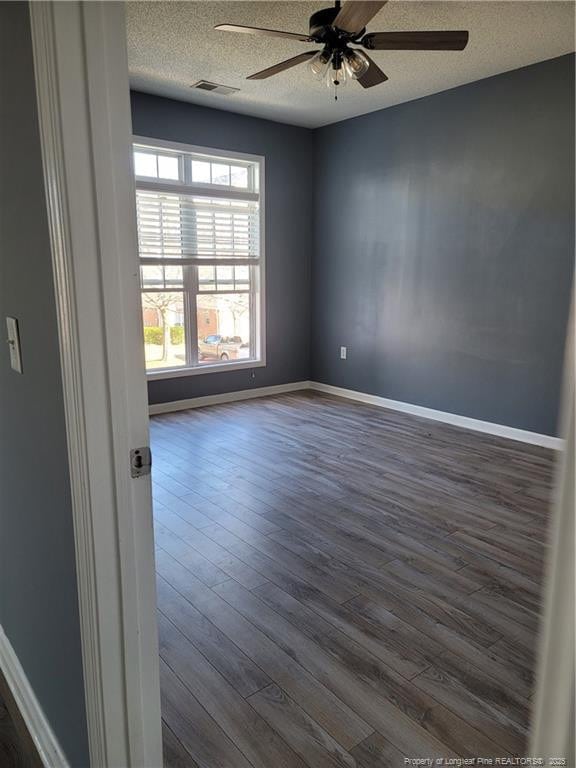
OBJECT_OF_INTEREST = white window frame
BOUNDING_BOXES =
[133,135,266,380]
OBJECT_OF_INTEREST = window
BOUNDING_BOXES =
[133,138,265,376]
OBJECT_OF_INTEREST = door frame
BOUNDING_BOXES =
[530,292,575,758]
[29,2,162,765]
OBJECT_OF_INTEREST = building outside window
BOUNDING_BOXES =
[133,138,265,376]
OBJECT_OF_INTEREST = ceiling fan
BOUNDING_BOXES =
[215,1,469,99]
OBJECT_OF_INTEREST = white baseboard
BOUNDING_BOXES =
[309,381,563,450]
[0,626,69,767]
[149,380,311,415]
[148,378,562,450]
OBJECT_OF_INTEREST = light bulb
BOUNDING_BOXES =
[343,49,370,80]
[308,51,331,80]
[325,60,348,90]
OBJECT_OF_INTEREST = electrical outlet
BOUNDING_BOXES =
[340,346,347,360]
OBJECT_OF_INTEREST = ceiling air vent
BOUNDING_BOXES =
[190,80,239,96]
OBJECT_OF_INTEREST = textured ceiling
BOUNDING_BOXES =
[127,1,575,128]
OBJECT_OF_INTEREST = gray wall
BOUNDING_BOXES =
[131,93,314,405]
[312,54,574,436]
[0,3,89,765]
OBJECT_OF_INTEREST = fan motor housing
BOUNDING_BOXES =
[310,7,360,43]
[309,7,337,36]
[309,7,366,45]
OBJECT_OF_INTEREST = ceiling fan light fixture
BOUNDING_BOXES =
[343,49,370,79]
[308,50,331,79]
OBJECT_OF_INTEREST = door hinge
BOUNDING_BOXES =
[130,446,152,478]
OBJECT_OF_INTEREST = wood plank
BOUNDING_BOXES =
[154,521,230,587]
[162,721,199,768]
[159,659,253,768]
[158,613,308,768]
[0,694,38,768]
[350,578,504,649]
[248,684,357,768]
[182,491,281,534]
[412,663,527,755]
[0,672,42,768]
[157,575,271,697]
[253,580,429,679]
[152,492,214,529]
[155,504,269,589]
[258,585,522,757]
[350,732,409,767]
[214,579,502,757]
[156,546,373,749]
[201,522,361,603]
[450,531,542,581]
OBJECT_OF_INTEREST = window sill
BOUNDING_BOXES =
[146,359,266,381]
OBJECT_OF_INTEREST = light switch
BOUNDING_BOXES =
[6,317,23,374]
[340,346,347,360]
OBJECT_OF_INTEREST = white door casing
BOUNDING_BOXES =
[29,2,162,766]
[530,293,575,761]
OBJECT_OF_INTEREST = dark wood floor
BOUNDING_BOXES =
[0,689,40,768]
[151,391,554,768]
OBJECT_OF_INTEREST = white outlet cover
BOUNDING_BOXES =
[340,346,347,360]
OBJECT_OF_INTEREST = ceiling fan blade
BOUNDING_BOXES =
[357,53,388,88]
[215,24,311,42]
[247,51,318,80]
[334,1,388,34]
[362,30,469,50]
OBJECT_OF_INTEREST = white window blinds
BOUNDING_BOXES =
[136,190,260,262]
